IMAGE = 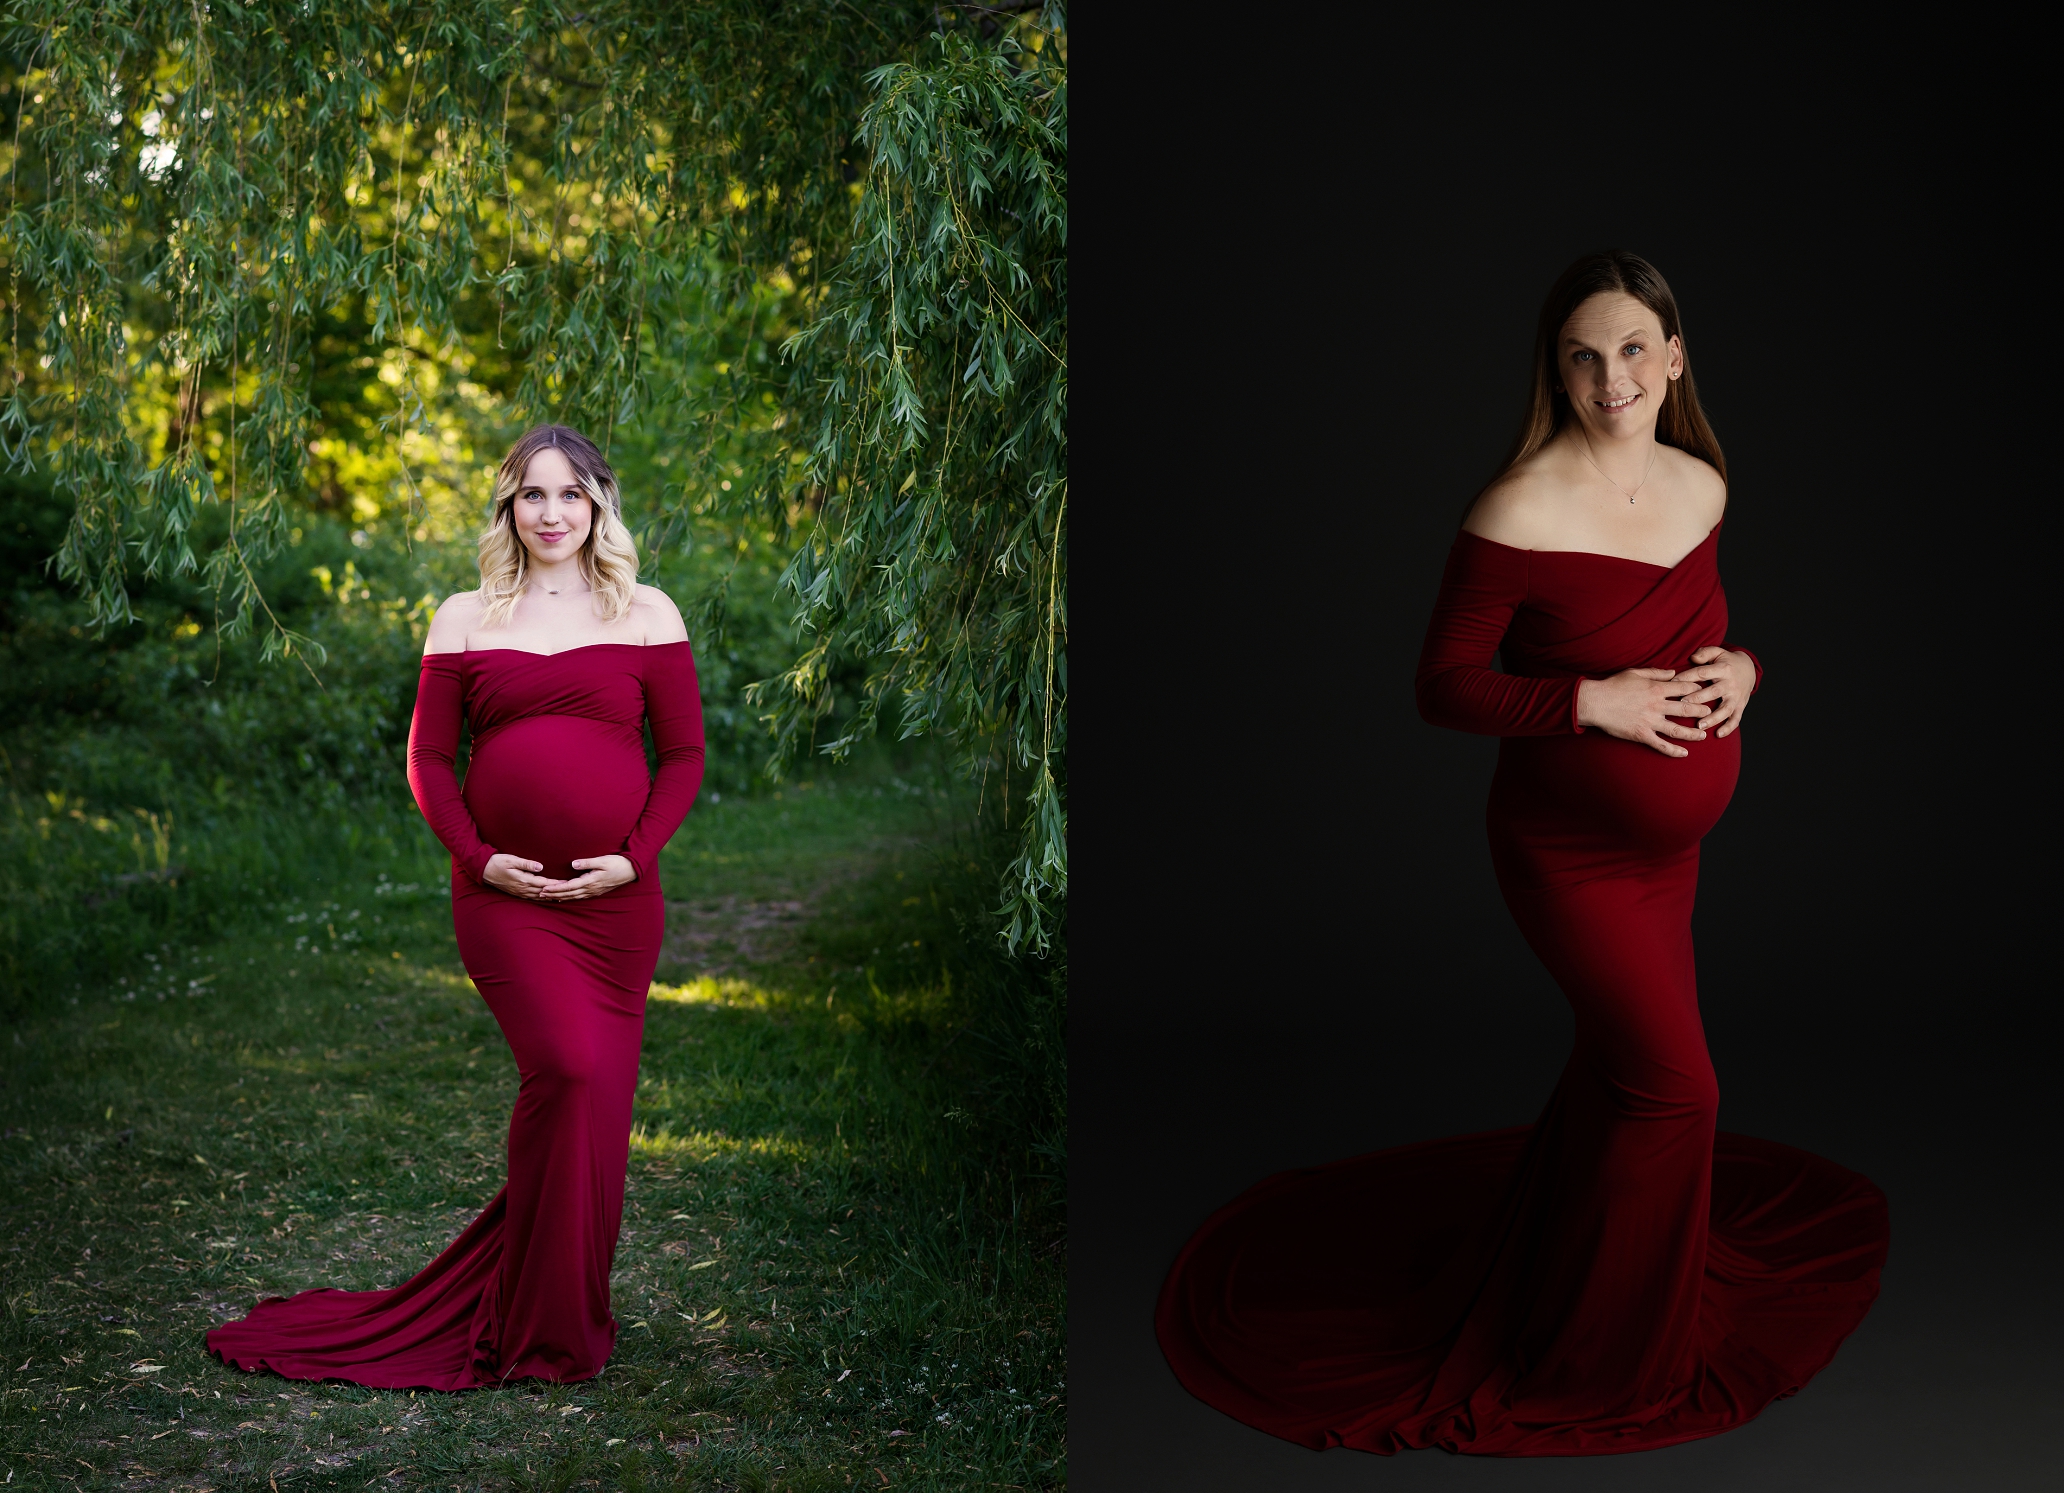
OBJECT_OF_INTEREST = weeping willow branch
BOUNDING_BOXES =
[760,22,1066,950]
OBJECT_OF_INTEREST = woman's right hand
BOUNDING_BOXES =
[1575,668,1710,758]
[482,853,556,899]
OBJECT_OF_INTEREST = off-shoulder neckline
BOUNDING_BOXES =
[1458,521,1721,573]
[422,639,690,661]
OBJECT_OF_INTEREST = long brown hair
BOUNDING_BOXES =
[1486,250,1726,492]
[476,424,640,629]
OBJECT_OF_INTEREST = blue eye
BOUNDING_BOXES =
[1624,343,1643,355]
[1573,351,1595,363]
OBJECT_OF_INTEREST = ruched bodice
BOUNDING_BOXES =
[405,641,704,893]
[455,647,682,886]
[1416,527,1757,890]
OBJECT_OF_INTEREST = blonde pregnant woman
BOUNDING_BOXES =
[209,424,704,1387]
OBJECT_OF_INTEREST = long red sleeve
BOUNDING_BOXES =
[407,654,501,884]
[1415,537,1586,736]
[621,641,706,885]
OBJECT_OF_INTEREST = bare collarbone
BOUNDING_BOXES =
[425,584,687,657]
[1464,445,1724,569]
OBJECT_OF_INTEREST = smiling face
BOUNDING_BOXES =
[1556,291,1684,444]
[510,446,594,573]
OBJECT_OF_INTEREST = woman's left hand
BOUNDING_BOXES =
[539,854,638,901]
[1672,646,1757,738]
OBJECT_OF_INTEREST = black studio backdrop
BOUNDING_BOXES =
[1073,26,2055,1493]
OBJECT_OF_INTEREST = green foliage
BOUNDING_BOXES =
[1,1,1068,944]
[761,27,1068,951]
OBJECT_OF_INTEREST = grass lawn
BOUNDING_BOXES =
[0,759,1064,1491]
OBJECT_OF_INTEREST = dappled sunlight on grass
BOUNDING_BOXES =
[648,968,959,1037]
[626,1123,815,1167]
[648,974,777,1010]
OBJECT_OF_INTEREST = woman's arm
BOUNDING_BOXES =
[406,655,501,883]
[621,641,707,884]
[1415,537,1589,735]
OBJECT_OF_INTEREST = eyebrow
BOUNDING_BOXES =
[1563,327,1655,347]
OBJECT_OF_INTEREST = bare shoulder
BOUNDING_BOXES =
[632,584,689,645]
[1462,456,1571,551]
[1660,446,1727,526]
[423,590,481,655]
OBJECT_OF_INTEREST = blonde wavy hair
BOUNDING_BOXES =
[476,424,639,629]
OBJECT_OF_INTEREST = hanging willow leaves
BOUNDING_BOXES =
[760,31,1066,951]
[0,1,1066,946]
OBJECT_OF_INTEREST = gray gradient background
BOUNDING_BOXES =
[1073,26,2055,1493]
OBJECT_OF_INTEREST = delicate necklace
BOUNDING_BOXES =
[1576,438,1658,504]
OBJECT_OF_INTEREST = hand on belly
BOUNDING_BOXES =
[540,854,637,901]
[1575,668,1712,757]
[481,850,637,900]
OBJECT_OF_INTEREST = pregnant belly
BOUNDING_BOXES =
[463,716,651,881]
[1489,724,1740,890]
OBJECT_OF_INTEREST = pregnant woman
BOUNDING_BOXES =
[1157,253,1889,1455]
[207,423,704,1388]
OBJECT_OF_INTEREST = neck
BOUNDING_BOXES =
[526,563,587,595]
[1567,424,1659,489]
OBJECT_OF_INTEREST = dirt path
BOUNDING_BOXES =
[658,894,812,976]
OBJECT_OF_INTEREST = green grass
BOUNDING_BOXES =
[0,760,1064,1491]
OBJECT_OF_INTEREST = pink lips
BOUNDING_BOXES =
[537,532,569,543]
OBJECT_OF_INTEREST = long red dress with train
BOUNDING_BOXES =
[206,641,704,1389]
[1155,525,1888,1455]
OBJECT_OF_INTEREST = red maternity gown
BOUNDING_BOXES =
[1155,525,1889,1456]
[206,641,704,1389]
